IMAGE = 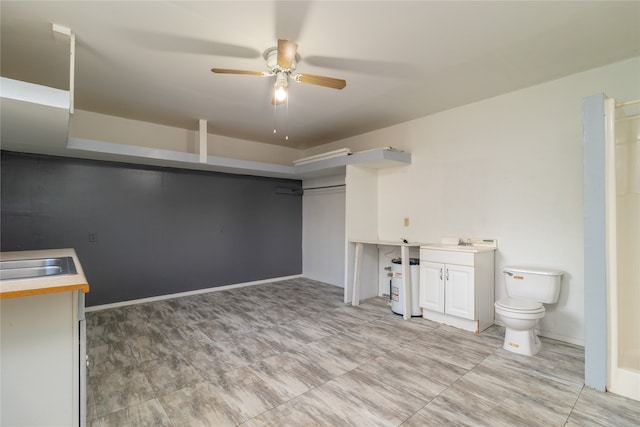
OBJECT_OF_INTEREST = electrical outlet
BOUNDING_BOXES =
[88,232,97,243]
[403,217,410,227]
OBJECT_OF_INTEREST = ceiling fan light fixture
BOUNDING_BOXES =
[273,72,288,102]
[275,86,287,102]
[211,38,346,141]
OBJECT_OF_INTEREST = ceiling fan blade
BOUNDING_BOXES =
[123,29,261,58]
[295,74,346,90]
[304,55,419,78]
[211,68,266,76]
[277,39,298,69]
[275,1,310,42]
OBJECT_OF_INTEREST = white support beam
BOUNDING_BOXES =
[199,119,207,163]
[69,33,75,114]
[52,24,75,114]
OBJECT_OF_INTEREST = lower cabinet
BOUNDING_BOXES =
[1,291,84,426]
[419,247,495,333]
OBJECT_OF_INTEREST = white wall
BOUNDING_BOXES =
[302,175,346,287]
[301,56,640,345]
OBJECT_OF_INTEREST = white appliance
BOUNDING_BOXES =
[390,258,421,316]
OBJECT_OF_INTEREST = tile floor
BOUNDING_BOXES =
[86,278,639,426]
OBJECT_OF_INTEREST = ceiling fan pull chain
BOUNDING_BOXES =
[273,101,278,134]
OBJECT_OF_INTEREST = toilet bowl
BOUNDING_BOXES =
[495,298,545,355]
[495,267,563,356]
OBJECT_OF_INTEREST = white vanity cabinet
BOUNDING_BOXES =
[419,245,495,333]
[1,249,89,427]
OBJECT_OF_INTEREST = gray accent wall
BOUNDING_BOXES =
[1,151,302,307]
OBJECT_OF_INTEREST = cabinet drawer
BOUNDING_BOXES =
[420,249,474,266]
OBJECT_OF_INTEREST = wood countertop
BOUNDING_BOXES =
[0,248,90,299]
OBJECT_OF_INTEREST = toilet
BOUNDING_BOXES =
[494,266,563,356]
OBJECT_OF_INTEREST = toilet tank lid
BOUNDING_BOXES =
[504,266,564,276]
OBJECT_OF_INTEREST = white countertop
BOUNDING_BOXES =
[0,248,89,299]
[420,243,497,253]
[349,239,426,246]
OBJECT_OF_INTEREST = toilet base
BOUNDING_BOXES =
[503,327,542,356]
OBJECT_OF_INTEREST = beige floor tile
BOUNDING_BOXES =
[86,279,638,426]
[89,398,171,427]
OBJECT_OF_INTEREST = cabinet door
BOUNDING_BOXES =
[444,264,475,320]
[419,262,445,313]
[1,292,77,426]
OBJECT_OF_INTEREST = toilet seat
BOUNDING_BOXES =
[495,298,544,314]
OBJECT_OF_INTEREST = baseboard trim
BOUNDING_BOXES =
[538,330,584,347]
[85,274,303,312]
[493,319,584,347]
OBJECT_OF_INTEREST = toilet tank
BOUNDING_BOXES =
[503,266,563,304]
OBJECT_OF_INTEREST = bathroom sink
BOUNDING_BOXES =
[423,243,473,249]
[0,257,77,280]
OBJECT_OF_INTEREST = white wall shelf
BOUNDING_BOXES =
[1,78,411,179]
[0,78,70,156]
[295,147,411,178]
[66,138,411,180]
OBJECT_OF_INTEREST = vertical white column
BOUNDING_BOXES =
[352,242,363,306]
[199,119,207,163]
[401,245,411,320]
[52,24,74,114]
[582,93,608,391]
[69,33,75,114]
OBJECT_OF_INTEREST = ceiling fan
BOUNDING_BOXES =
[211,39,346,105]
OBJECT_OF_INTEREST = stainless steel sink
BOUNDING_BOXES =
[0,257,77,280]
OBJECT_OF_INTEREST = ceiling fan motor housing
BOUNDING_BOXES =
[263,47,298,73]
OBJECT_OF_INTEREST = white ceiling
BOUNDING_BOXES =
[2,1,639,150]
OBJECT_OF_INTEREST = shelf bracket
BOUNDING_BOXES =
[52,24,75,115]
